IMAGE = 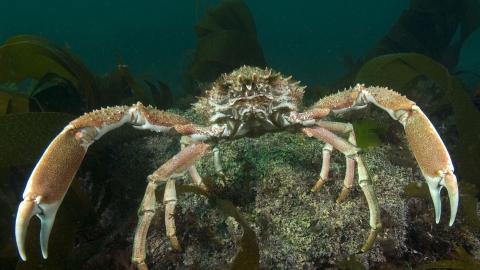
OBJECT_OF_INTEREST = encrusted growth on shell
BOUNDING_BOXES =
[193,66,305,125]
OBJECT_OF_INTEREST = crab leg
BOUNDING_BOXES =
[132,141,211,268]
[310,142,333,192]
[15,103,220,261]
[303,84,458,226]
[302,126,382,251]
[311,121,357,203]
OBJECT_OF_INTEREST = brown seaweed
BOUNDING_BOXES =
[184,0,266,95]
[415,243,480,269]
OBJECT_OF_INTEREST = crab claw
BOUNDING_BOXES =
[15,125,95,260]
[425,171,458,226]
[403,106,459,226]
[15,197,62,260]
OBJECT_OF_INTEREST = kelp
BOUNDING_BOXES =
[0,35,175,268]
[302,84,333,107]
[336,0,480,89]
[0,35,174,112]
[364,0,480,69]
[0,35,175,169]
[0,35,97,110]
[187,30,266,82]
[185,0,266,84]
[355,53,480,187]
[415,243,480,269]
[0,113,76,167]
[193,0,257,39]
[0,89,30,114]
[336,254,367,270]
[115,54,173,110]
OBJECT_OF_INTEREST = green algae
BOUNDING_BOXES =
[352,119,388,149]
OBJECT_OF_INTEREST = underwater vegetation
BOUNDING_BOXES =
[177,0,267,109]
[80,128,478,269]
[327,0,480,191]
[415,243,480,269]
[364,0,480,70]
[0,35,173,112]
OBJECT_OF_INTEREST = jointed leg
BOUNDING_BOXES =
[302,125,382,251]
[312,121,357,202]
[132,142,211,268]
[213,146,228,184]
[310,142,333,192]
[180,136,207,190]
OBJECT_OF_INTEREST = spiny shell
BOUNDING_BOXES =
[193,66,305,125]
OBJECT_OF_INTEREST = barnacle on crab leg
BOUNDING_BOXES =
[15,103,220,261]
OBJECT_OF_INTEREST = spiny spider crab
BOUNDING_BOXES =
[15,66,458,269]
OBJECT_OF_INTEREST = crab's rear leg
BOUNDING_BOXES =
[302,126,381,252]
[132,141,211,269]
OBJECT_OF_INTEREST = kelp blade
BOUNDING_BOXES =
[0,112,75,167]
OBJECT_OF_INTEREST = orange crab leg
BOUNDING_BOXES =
[132,141,211,268]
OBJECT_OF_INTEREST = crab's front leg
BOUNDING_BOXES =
[15,103,221,261]
[300,84,458,226]
[132,141,211,269]
[302,125,381,251]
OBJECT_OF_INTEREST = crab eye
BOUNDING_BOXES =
[237,75,245,84]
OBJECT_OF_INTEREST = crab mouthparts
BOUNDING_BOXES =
[244,91,257,98]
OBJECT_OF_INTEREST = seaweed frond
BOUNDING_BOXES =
[415,243,480,269]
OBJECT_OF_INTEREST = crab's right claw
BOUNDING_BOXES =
[15,199,41,260]
[15,125,96,260]
[15,198,62,260]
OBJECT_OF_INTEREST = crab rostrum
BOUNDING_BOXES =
[15,66,458,269]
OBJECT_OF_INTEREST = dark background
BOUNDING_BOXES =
[1,0,478,93]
